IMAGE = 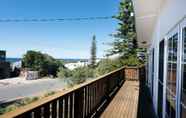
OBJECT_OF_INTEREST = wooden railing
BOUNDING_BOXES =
[1,67,125,118]
[124,66,146,81]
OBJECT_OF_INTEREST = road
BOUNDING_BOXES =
[0,77,67,104]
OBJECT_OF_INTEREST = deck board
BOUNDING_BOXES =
[101,80,139,118]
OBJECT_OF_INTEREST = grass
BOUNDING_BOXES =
[0,97,39,115]
[0,91,57,115]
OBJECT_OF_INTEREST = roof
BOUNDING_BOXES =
[132,0,164,48]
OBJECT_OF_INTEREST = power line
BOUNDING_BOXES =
[0,16,114,22]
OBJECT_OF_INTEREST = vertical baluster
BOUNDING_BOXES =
[58,97,63,118]
[92,83,95,109]
[85,86,89,117]
[34,107,42,118]
[83,88,86,118]
[15,112,32,118]
[88,86,91,114]
[69,94,73,118]
[44,103,50,118]
[64,96,68,118]
[95,83,97,107]
[90,85,93,112]
[51,100,57,118]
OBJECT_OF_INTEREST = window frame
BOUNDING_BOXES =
[179,18,186,118]
[165,25,180,118]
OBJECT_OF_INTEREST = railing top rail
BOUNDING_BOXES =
[0,66,125,118]
[123,65,145,69]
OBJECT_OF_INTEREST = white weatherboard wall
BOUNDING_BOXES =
[151,0,186,113]
[151,0,186,117]
[152,0,186,44]
[133,0,186,117]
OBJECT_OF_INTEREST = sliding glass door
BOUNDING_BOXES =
[180,19,186,118]
[166,30,178,118]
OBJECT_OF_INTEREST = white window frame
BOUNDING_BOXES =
[178,18,186,118]
[164,25,180,118]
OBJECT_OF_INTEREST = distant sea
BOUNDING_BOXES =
[6,58,22,63]
[6,58,88,63]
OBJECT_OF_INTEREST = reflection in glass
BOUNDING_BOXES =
[166,33,178,118]
[181,27,186,118]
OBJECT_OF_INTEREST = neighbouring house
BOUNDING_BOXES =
[0,50,11,79]
[20,68,39,80]
[64,61,89,70]
[132,0,186,118]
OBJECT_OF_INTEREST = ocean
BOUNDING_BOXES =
[6,58,22,63]
[6,58,88,63]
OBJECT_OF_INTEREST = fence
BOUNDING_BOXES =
[1,66,145,118]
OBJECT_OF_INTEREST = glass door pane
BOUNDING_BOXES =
[166,33,178,118]
[181,27,186,118]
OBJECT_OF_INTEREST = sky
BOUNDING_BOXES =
[0,0,120,59]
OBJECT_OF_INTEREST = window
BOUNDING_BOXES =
[166,33,178,118]
[181,27,186,118]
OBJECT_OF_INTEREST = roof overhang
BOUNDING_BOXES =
[132,0,163,48]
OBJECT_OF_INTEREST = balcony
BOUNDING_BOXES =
[0,66,156,118]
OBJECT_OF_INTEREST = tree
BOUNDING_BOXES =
[107,0,146,66]
[90,35,97,68]
[22,51,45,71]
[108,0,138,58]
[22,50,64,77]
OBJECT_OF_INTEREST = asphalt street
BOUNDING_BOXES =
[0,78,67,104]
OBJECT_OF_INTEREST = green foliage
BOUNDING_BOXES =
[90,35,97,68]
[0,97,39,115]
[108,0,137,57]
[95,57,143,77]
[67,66,94,85]
[57,67,72,79]
[107,0,147,65]
[95,59,123,76]
[44,91,56,97]
[72,66,94,79]
[57,66,95,86]
[120,55,142,66]
[22,50,64,77]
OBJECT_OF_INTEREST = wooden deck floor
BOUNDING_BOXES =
[101,80,139,118]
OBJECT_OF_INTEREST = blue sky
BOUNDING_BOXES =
[0,0,120,59]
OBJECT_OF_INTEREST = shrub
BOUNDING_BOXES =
[95,59,123,77]
[70,66,94,85]
[120,55,142,66]
[57,67,72,79]
[44,91,56,97]
[0,97,39,115]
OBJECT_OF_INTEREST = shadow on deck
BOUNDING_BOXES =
[137,78,157,118]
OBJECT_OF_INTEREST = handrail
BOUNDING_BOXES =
[0,67,126,118]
